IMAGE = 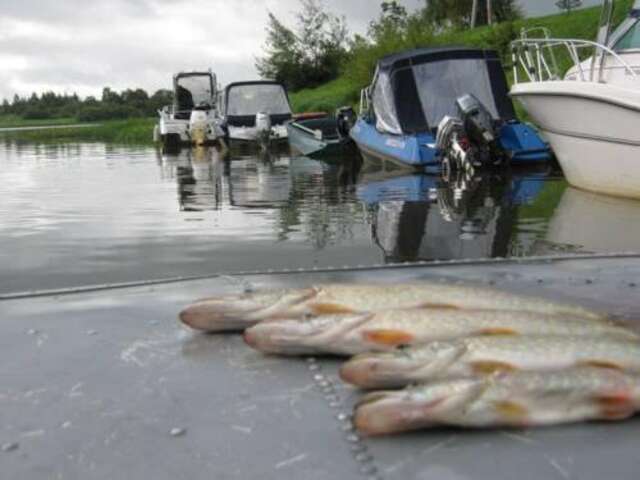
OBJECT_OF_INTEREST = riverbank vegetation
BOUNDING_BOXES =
[0,118,155,145]
[290,0,634,112]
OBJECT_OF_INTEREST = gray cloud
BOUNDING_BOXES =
[0,0,610,101]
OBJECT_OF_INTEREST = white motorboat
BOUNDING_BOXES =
[155,70,224,149]
[510,0,640,199]
[221,81,292,146]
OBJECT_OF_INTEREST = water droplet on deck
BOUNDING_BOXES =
[27,329,39,336]
[341,423,354,432]
[170,428,186,437]
[313,374,325,382]
[309,364,320,372]
[336,413,350,422]
[329,401,341,408]
[346,434,361,443]
[318,380,330,388]
[350,443,367,453]
[355,452,372,463]
[87,330,98,336]
[2,442,19,452]
[360,464,378,475]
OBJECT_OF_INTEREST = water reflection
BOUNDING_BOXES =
[357,168,553,263]
[547,188,640,252]
[0,139,606,294]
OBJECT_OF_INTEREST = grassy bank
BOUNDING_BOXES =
[0,118,156,145]
[0,115,77,128]
[290,0,634,113]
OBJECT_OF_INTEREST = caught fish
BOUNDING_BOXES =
[180,283,604,332]
[340,335,640,389]
[354,367,640,435]
[243,309,635,356]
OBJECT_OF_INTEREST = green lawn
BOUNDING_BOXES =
[0,115,78,128]
[0,118,156,145]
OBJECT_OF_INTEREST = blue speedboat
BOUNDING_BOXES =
[349,47,552,172]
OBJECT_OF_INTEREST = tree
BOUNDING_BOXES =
[368,1,409,42]
[423,0,522,29]
[256,0,349,91]
[556,0,582,13]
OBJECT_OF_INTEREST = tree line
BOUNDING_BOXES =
[256,0,524,92]
[0,87,172,121]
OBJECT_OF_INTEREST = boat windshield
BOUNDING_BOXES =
[226,84,291,116]
[412,59,500,128]
[614,19,640,50]
[176,75,214,110]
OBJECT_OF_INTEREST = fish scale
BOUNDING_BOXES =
[180,282,606,332]
[354,368,640,435]
[244,308,635,356]
[340,335,640,389]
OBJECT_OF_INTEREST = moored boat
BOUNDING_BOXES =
[222,81,292,147]
[510,0,640,199]
[155,70,224,150]
[350,47,551,173]
[286,108,356,158]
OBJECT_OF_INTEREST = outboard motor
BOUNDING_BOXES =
[435,94,505,173]
[455,94,503,165]
[336,106,356,137]
[189,105,210,146]
[255,112,272,150]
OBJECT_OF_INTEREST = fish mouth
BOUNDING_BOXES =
[339,353,405,389]
[179,299,265,332]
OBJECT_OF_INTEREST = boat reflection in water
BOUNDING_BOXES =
[547,187,640,253]
[156,145,557,263]
[357,167,551,263]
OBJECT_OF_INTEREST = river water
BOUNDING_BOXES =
[2,139,640,295]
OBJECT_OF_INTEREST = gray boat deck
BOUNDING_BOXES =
[2,254,640,479]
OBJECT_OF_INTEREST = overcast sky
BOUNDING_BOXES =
[0,0,604,102]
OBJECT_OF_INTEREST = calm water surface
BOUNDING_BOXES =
[2,139,640,295]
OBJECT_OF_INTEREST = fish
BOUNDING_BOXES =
[243,309,636,356]
[340,335,640,389]
[179,283,605,332]
[354,367,640,435]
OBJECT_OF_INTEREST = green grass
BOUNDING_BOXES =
[290,0,635,113]
[0,118,156,145]
[0,115,78,128]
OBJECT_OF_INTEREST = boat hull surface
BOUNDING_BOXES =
[512,81,640,199]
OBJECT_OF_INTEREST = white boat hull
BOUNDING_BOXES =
[228,125,288,143]
[511,81,640,199]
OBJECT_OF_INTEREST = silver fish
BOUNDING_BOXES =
[180,283,605,332]
[354,367,640,436]
[243,309,635,356]
[340,335,640,389]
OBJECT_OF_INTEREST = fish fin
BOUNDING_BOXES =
[477,328,519,337]
[494,401,529,423]
[419,303,460,310]
[309,303,357,315]
[596,394,635,420]
[362,329,415,347]
[471,361,518,375]
[580,360,624,371]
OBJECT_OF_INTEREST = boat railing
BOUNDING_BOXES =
[359,87,371,117]
[511,38,638,84]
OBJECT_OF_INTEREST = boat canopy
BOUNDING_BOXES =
[174,72,216,113]
[611,1,640,51]
[369,47,516,135]
[224,81,292,127]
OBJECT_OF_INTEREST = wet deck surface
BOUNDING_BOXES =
[2,255,640,479]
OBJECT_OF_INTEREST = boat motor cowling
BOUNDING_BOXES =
[456,94,496,146]
[255,112,272,148]
[336,106,356,138]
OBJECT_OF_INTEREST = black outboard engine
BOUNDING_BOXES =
[455,94,503,165]
[436,94,504,174]
[336,106,356,138]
